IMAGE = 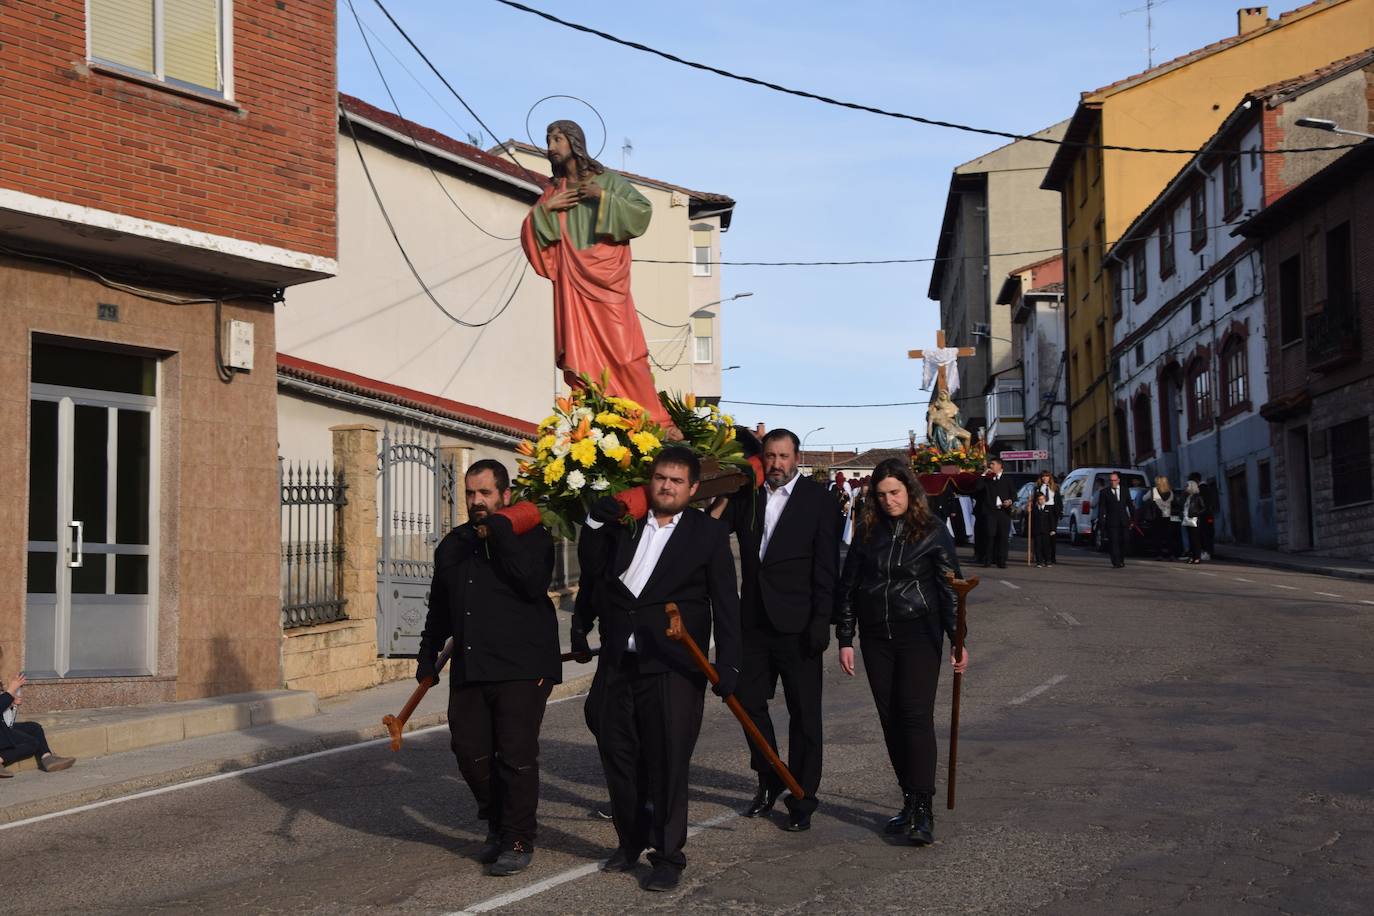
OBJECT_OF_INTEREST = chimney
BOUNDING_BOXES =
[1237,6,1269,36]
[754,422,767,438]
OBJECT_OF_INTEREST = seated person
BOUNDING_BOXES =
[1,673,75,776]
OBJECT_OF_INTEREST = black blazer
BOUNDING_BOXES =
[576,507,741,679]
[421,520,561,685]
[0,693,19,750]
[1097,486,1135,529]
[977,473,1016,513]
[725,475,838,633]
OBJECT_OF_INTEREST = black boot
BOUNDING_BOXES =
[884,792,918,835]
[906,794,934,846]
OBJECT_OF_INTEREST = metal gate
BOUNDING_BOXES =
[376,424,459,657]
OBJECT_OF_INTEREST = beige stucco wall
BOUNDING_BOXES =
[3,257,283,712]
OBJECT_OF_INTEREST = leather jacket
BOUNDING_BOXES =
[834,518,961,648]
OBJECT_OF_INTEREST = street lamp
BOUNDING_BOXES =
[1294,117,1374,140]
[722,364,741,371]
[691,291,754,319]
[801,426,826,450]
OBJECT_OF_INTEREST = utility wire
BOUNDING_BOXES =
[356,16,481,145]
[0,243,273,306]
[489,0,1359,158]
[722,398,926,408]
[342,105,527,328]
[347,0,521,241]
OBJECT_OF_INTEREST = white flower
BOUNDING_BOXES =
[694,406,713,420]
[591,476,610,492]
[572,407,594,422]
[566,469,587,491]
[555,420,571,437]
[598,432,622,453]
[591,427,604,442]
[552,440,570,458]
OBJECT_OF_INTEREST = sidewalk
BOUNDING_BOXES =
[1,654,597,826]
[1209,542,1374,582]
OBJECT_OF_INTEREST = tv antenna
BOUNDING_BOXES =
[1121,0,1175,68]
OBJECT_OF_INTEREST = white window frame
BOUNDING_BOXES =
[86,0,235,100]
[693,335,713,364]
[691,245,712,277]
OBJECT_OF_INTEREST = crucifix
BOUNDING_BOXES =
[909,329,976,396]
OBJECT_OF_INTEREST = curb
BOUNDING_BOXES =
[1,670,595,826]
[1211,554,1374,583]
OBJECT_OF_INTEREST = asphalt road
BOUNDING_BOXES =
[10,542,1374,915]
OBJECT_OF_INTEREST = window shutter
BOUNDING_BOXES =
[692,316,712,337]
[692,230,712,249]
[91,0,156,75]
[164,0,222,91]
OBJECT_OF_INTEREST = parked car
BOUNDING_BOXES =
[1009,481,1038,537]
[1056,466,1149,545]
[1090,485,1149,554]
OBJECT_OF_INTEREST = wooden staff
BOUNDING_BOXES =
[384,642,601,751]
[945,571,979,810]
[663,602,804,799]
[1026,498,1033,566]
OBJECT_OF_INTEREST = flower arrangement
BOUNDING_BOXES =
[909,439,987,474]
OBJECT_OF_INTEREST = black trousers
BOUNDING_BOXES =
[859,623,943,796]
[738,622,823,814]
[590,654,705,872]
[987,511,1011,566]
[0,721,52,766]
[1032,524,1053,564]
[448,679,553,847]
[1106,524,1128,566]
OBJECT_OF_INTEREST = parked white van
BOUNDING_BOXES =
[1055,466,1149,545]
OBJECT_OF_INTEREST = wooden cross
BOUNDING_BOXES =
[909,329,976,395]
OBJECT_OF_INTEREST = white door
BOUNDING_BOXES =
[26,342,158,678]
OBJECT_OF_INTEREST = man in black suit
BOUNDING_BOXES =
[1097,471,1134,568]
[714,428,837,831]
[977,458,1016,568]
[417,459,560,877]
[573,446,741,893]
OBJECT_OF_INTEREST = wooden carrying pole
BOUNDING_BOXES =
[945,572,978,810]
[663,602,804,799]
[383,640,600,751]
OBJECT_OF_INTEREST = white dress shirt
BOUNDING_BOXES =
[760,471,800,559]
[1039,483,1056,506]
[611,510,683,650]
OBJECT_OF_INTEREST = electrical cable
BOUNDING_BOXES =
[489,0,1360,158]
[356,16,481,145]
[722,398,926,408]
[347,0,521,241]
[342,105,528,328]
[0,243,274,306]
[637,309,692,329]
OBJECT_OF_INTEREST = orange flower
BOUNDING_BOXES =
[572,415,592,441]
[617,450,633,469]
[516,440,535,456]
[556,396,573,414]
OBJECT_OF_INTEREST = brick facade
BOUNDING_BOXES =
[0,1,337,259]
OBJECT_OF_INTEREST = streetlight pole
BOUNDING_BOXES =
[691,291,754,319]
[802,426,825,471]
[1294,117,1374,140]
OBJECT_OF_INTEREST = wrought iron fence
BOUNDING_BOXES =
[281,460,348,628]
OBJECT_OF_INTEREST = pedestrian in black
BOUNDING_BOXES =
[1097,472,1134,568]
[1036,469,1060,565]
[1189,471,1217,560]
[417,459,560,877]
[573,447,741,892]
[1031,492,1055,567]
[977,458,1016,568]
[835,458,969,846]
[0,670,76,777]
[713,428,838,831]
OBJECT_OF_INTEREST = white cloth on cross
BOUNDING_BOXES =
[920,347,962,394]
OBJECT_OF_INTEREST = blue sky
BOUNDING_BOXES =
[338,0,1279,453]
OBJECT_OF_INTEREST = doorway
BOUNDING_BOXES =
[1226,466,1252,545]
[1286,426,1314,550]
[25,340,158,678]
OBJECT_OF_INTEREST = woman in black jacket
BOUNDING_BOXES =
[835,458,969,845]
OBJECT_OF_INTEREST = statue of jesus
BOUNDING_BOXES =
[521,120,671,426]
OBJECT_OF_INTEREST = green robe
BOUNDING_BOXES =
[528,170,652,250]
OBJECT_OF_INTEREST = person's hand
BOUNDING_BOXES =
[803,619,831,658]
[415,652,438,686]
[569,621,593,663]
[712,664,739,699]
[707,496,730,519]
[576,176,602,200]
[838,647,856,677]
[480,512,513,540]
[6,673,26,695]
[543,187,580,212]
[950,647,970,674]
[589,495,624,526]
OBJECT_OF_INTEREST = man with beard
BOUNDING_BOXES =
[572,446,741,891]
[712,429,836,831]
[417,459,560,877]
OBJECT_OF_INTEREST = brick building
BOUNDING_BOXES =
[1242,141,1374,559]
[1,1,337,710]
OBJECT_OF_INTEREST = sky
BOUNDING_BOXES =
[337,0,1282,455]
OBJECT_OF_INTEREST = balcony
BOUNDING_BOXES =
[985,378,1025,446]
[1306,301,1360,373]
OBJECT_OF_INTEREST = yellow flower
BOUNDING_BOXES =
[604,445,630,464]
[539,414,560,431]
[543,457,566,485]
[536,434,557,454]
[725,427,736,442]
[630,431,660,454]
[595,411,632,430]
[685,393,697,410]
[606,395,644,413]
[570,438,598,468]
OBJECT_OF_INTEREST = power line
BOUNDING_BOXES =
[355,16,480,145]
[347,0,521,242]
[488,0,1359,158]
[722,398,925,409]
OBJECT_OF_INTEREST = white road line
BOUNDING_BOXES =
[1194,571,1217,577]
[1362,600,1374,606]
[1274,584,1299,591]
[1055,611,1081,627]
[1233,577,1254,583]
[1315,592,1343,598]
[0,693,589,832]
[1009,674,1067,707]
[444,810,739,915]
[999,579,1021,590]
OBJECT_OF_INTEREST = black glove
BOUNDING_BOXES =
[589,495,624,526]
[415,650,438,685]
[712,664,739,699]
[479,512,513,539]
[803,619,832,658]
[569,620,593,662]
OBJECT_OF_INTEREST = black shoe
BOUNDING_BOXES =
[477,831,501,865]
[643,862,681,892]
[782,810,811,832]
[885,793,919,835]
[602,847,642,872]
[906,794,934,846]
[743,784,782,818]
[488,841,533,876]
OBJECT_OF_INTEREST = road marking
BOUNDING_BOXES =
[0,693,589,832]
[1274,584,1299,591]
[1315,591,1343,598]
[1362,600,1374,606]
[444,810,738,915]
[999,579,1021,590]
[1055,611,1081,627]
[1233,577,1254,583]
[1009,674,1067,706]
[1194,571,1217,577]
